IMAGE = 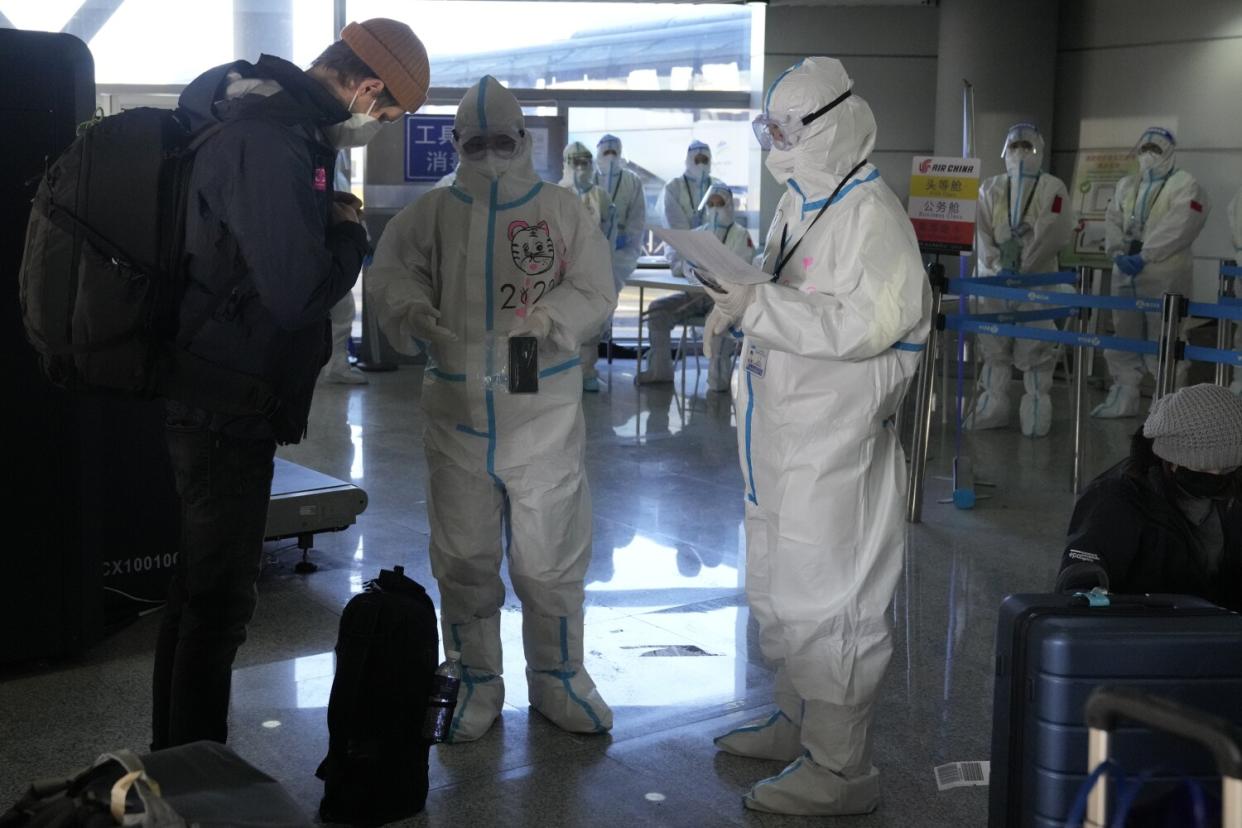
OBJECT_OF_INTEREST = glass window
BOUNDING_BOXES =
[1,0,334,85]
[347,1,752,91]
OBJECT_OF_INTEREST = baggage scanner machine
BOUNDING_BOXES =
[265,458,368,574]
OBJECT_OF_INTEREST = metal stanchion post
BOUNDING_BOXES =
[907,263,946,523]
[1154,292,1185,400]
[1218,259,1238,387]
[1072,266,1091,495]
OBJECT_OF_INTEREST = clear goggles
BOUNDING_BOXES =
[567,154,594,170]
[456,128,524,161]
[752,88,851,151]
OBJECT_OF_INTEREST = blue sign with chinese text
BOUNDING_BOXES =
[404,115,457,182]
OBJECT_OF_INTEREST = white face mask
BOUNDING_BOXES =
[765,147,796,183]
[323,89,383,149]
[1137,151,1161,172]
[479,153,512,179]
[693,161,711,178]
[598,155,620,178]
[704,206,729,229]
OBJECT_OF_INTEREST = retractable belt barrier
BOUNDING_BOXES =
[947,278,1164,314]
[943,315,1158,355]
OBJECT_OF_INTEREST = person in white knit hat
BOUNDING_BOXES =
[1059,383,1242,610]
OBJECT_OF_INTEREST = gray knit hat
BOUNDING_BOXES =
[1143,383,1242,470]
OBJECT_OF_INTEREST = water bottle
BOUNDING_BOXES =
[421,650,462,743]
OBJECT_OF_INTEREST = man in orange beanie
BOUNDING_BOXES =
[152,20,428,750]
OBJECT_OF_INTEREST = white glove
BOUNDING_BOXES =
[508,307,553,340]
[709,280,754,323]
[703,305,734,359]
[402,305,457,346]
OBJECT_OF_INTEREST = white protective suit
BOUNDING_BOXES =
[661,140,723,229]
[367,75,617,741]
[638,183,753,391]
[560,140,616,388]
[1229,188,1242,395]
[1094,128,1210,417]
[711,57,931,816]
[965,124,1072,437]
[595,134,647,288]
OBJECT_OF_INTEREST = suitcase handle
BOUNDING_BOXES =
[1083,686,1242,828]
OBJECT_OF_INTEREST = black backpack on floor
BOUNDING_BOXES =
[18,106,279,416]
[316,566,439,825]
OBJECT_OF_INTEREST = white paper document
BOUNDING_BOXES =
[652,228,772,287]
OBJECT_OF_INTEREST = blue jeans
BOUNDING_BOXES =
[152,411,275,749]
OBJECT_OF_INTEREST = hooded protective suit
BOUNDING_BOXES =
[965,124,1071,437]
[711,57,930,816]
[559,140,616,388]
[367,76,617,741]
[1094,127,1210,417]
[661,140,723,230]
[595,134,647,287]
[638,183,753,392]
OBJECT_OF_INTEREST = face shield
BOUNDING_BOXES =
[1001,123,1044,178]
[1131,127,1176,175]
[753,87,852,152]
[562,141,596,190]
[697,183,736,228]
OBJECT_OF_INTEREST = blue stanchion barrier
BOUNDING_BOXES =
[945,307,1076,325]
[1188,301,1242,322]
[1184,345,1242,367]
[1221,265,1242,279]
[946,279,1163,313]
[944,315,1158,355]
[971,271,1080,288]
[1221,296,1242,307]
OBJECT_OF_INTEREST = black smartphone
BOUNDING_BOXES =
[508,336,539,394]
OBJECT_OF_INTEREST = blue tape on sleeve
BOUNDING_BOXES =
[944,316,1159,354]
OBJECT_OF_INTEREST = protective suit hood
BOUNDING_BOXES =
[560,140,597,193]
[762,57,876,195]
[452,75,539,202]
[684,140,713,181]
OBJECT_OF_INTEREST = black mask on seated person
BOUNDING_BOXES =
[1172,466,1238,501]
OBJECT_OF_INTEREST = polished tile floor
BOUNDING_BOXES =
[0,350,1139,826]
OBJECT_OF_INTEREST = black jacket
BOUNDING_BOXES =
[1061,458,1242,611]
[173,54,369,443]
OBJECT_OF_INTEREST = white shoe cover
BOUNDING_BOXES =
[714,709,802,762]
[635,368,673,385]
[1231,380,1242,398]
[963,391,1011,430]
[743,755,881,816]
[526,667,613,734]
[1019,393,1052,438]
[445,671,505,743]
[322,355,368,385]
[1091,384,1140,418]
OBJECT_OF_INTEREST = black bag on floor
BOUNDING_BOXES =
[316,565,439,825]
[987,592,1242,828]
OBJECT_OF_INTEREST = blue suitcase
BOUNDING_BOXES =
[987,593,1242,827]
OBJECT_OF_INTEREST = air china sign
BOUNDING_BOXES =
[907,156,981,254]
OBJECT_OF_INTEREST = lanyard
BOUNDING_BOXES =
[1130,174,1170,229]
[774,159,869,279]
[1007,174,1040,231]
